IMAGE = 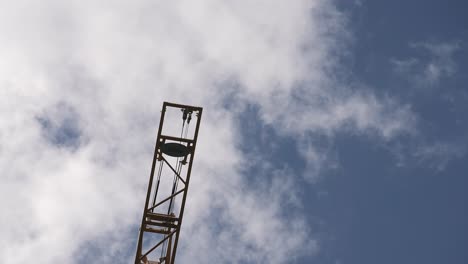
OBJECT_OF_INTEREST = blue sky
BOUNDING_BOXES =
[1,0,467,263]
[300,1,468,263]
[236,1,468,263]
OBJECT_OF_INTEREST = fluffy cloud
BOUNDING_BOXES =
[0,1,414,263]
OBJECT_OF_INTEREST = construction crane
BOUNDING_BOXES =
[135,102,203,264]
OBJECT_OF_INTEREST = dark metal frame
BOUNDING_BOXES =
[135,102,203,264]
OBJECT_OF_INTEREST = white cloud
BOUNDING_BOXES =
[391,41,460,86]
[0,0,416,263]
[413,142,466,172]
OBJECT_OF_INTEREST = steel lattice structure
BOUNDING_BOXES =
[135,102,202,264]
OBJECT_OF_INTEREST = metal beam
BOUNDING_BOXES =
[135,102,202,264]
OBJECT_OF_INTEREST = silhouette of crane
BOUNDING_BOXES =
[135,102,202,264]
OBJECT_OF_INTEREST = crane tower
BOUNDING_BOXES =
[135,102,203,264]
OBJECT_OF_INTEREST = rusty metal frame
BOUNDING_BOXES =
[135,102,203,264]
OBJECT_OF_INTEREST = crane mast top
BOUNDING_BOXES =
[135,102,203,264]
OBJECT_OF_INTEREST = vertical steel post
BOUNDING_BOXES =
[169,108,202,264]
